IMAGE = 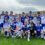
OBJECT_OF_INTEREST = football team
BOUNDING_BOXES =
[0,11,45,41]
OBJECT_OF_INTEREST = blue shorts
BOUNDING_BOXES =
[11,30,15,35]
[5,31,10,36]
[36,30,41,36]
[22,27,30,31]
[44,34,45,36]
[0,23,3,28]
[42,24,45,27]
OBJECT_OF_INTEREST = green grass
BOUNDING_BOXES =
[0,36,45,45]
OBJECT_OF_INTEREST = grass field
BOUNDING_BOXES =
[0,35,45,45]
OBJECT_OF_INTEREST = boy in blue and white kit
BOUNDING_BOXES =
[0,15,4,34]
[15,21,23,38]
[29,11,33,20]
[11,18,17,37]
[9,11,14,25]
[35,21,42,38]
[15,16,23,38]
[3,22,11,37]
[1,11,5,22]
[3,15,11,37]
[22,19,30,41]
[40,13,45,39]
[41,25,45,39]
[21,12,25,24]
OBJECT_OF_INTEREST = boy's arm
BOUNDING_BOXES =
[14,26,21,32]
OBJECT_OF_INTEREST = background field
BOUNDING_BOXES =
[0,35,45,45]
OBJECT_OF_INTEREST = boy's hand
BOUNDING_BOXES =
[34,30,37,34]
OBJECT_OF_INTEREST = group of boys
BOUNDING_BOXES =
[0,11,45,41]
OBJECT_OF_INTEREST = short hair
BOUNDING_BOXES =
[10,11,13,13]
[37,12,40,14]
[29,11,32,14]
[5,11,8,13]
[1,11,5,15]
[22,12,25,14]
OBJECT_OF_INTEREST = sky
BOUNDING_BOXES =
[0,0,45,13]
